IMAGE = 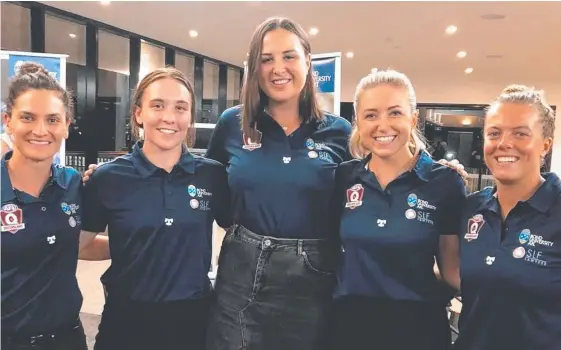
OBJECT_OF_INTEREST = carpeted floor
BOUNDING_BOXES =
[80,312,101,350]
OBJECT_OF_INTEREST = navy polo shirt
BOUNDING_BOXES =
[1,152,83,334]
[205,105,351,239]
[455,173,561,350]
[333,151,466,302]
[81,142,230,302]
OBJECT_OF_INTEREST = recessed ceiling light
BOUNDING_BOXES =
[480,14,505,20]
[100,1,110,5]
[445,25,458,35]
[346,52,354,59]
[465,67,474,74]
[189,30,198,38]
[309,27,319,36]
[69,33,76,39]
[456,51,467,58]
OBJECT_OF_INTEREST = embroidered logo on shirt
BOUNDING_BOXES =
[405,209,416,219]
[377,219,387,227]
[305,138,315,150]
[47,235,56,244]
[485,256,495,265]
[407,193,436,210]
[283,157,291,164]
[513,246,526,259]
[61,202,79,216]
[1,204,25,234]
[242,133,262,151]
[308,151,318,159]
[345,184,364,209]
[188,185,212,198]
[165,218,174,226]
[518,229,554,247]
[69,216,77,228]
[464,214,485,241]
[190,199,199,209]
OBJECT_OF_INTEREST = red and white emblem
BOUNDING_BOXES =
[242,133,262,151]
[464,214,485,241]
[1,204,26,234]
[345,184,364,209]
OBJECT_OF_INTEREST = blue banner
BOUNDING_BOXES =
[311,57,336,93]
[8,55,61,82]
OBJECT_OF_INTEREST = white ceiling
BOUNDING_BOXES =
[17,1,561,106]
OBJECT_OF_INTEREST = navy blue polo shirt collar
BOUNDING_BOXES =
[1,151,69,202]
[257,108,318,135]
[130,141,195,178]
[476,173,561,214]
[354,150,433,183]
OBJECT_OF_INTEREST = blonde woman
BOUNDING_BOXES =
[329,69,465,350]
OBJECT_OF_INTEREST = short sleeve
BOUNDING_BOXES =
[440,173,468,235]
[205,113,229,166]
[212,163,232,229]
[81,172,109,233]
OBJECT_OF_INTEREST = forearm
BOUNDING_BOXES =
[79,234,110,261]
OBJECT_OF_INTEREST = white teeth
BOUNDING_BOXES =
[497,156,518,163]
[159,129,176,134]
[374,136,396,143]
[29,140,49,145]
[272,79,289,85]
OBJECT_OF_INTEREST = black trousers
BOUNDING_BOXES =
[205,225,337,350]
[94,294,211,350]
[328,296,451,350]
[2,321,87,350]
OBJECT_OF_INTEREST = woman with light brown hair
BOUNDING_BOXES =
[204,17,352,350]
[455,85,560,350]
[80,67,231,350]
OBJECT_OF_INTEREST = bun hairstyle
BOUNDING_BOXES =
[5,61,74,121]
[488,84,555,139]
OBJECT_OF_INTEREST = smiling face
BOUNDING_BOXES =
[4,89,70,162]
[356,84,417,160]
[258,28,310,105]
[134,77,192,152]
[484,102,552,184]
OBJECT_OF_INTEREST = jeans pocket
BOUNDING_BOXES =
[301,249,335,276]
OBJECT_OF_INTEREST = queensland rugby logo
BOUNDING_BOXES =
[345,184,364,209]
[464,214,485,241]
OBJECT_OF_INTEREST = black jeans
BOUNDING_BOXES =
[2,321,87,350]
[94,295,211,350]
[206,225,337,350]
[328,296,451,350]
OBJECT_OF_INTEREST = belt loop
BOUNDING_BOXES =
[297,240,303,255]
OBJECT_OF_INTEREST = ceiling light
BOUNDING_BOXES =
[100,1,110,5]
[464,67,474,74]
[456,51,467,58]
[309,27,319,36]
[346,52,354,59]
[445,25,458,35]
[480,14,505,20]
[462,119,472,125]
[189,30,198,38]
[69,33,76,39]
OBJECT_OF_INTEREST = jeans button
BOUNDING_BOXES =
[264,239,271,247]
